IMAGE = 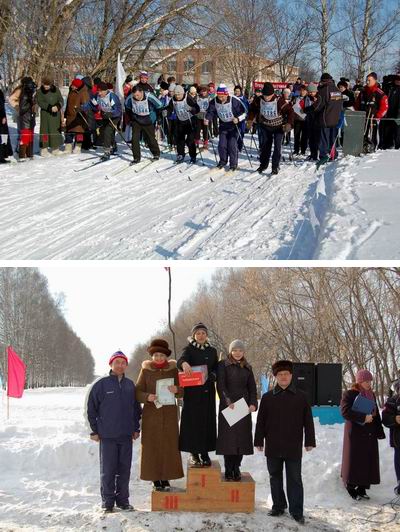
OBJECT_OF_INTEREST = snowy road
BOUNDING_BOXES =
[1,387,399,532]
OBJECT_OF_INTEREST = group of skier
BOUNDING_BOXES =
[1,69,400,175]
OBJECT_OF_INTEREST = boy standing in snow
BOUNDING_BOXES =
[254,360,315,525]
[86,351,142,513]
[204,84,247,172]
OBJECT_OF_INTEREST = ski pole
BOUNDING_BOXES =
[250,130,259,152]
[235,123,252,168]
[74,106,91,131]
[189,118,205,166]
[207,124,218,164]
[107,115,132,150]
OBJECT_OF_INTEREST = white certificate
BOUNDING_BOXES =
[156,378,175,406]
[221,397,250,427]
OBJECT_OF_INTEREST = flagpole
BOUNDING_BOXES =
[6,346,9,420]
[167,268,177,359]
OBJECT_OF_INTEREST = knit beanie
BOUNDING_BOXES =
[307,83,318,92]
[71,78,84,90]
[216,83,229,96]
[174,84,185,96]
[191,322,208,336]
[109,350,128,365]
[229,339,245,353]
[355,369,373,383]
[147,338,172,357]
[262,82,275,96]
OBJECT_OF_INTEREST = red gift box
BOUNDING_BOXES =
[178,365,208,387]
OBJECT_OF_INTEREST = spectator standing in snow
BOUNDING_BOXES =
[177,323,219,468]
[254,360,315,525]
[135,339,184,492]
[86,351,142,513]
[216,340,257,482]
[17,77,37,161]
[0,88,13,163]
[385,74,400,149]
[303,83,319,160]
[355,72,388,151]
[382,379,400,496]
[292,85,308,156]
[204,83,247,172]
[340,369,385,501]
[64,78,89,154]
[36,74,64,157]
[282,88,292,145]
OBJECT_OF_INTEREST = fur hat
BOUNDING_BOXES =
[262,82,275,96]
[320,72,332,82]
[147,338,171,357]
[109,350,128,366]
[229,339,245,353]
[355,369,373,383]
[191,322,208,336]
[272,360,293,376]
[41,74,53,86]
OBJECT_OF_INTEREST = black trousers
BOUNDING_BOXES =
[308,124,320,160]
[176,119,196,158]
[101,117,119,151]
[224,454,243,473]
[293,120,308,154]
[267,456,304,518]
[260,127,283,169]
[131,121,160,161]
[194,117,208,142]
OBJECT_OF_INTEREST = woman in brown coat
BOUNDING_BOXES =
[340,369,385,500]
[135,339,184,491]
[216,339,257,481]
[64,78,90,154]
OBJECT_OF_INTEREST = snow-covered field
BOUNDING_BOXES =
[1,107,399,260]
[1,387,399,532]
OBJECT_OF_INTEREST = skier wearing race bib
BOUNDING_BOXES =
[248,82,294,175]
[194,85,210,151]
[204,84,247,172]
[125,85,163,164]
[165,85,200,164]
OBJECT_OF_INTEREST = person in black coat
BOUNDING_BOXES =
[382,379,400,495]
[17,77,36,160]
[254,360,316,525]
[216,340,257,481]
[386,75,400,149]
[0,89,13,163]
[340,369,385,501]
[177,322,218,467]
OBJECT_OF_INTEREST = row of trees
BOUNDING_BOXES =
[0,0,399,91]
[128,268,400,406]
[0,268,95,388]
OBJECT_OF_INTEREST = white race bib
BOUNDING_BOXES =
[173,96,192,122]
[130,94,150,116]
[215,99,234,122]
[260,99,279,120]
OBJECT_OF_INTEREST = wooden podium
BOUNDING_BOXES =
[151,460,255,513]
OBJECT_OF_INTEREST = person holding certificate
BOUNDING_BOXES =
[216,340,257,481]
[340,369,385,501]
[135,339,184,491]
[177,322,219,467]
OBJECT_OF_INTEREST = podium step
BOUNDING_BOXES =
[151,460,255,513]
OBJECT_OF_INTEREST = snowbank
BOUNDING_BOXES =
[0,388,399,531]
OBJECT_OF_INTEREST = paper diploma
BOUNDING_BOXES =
[155,378,175,406]
[222,397,250,427]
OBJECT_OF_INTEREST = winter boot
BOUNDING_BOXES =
[51,148,63,156]
[153,481,164,491]
[200,453,211,467]
[175,154,185,164]
[189,454,202,467]
[161,480,171,491]
[228,165,238,172]
[64,143,73,154]
[40,148,51,158]
[100,151,111,162]
[152,155,160,161]
[216,161,226,169]
[74,144,82,154]
[233,465,241,481]
[271,166,279,175]
[346,486,361,500]
[190,156,196,164]
[18,145,27,161]
[225,468,234,481]
[356,487,370,500]
[316,155,329,168]
[257,165,267,174]
[117,503,134,511]
[394,482,400,496]
[268,509,285,517]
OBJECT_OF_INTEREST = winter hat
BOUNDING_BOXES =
[71,78,84,89]
[191,322,208,336]
[75,74,84,80]
[109,350,128,366]
[367,72,378,80]
[160,81,169,90]
[283,88,291,96]
[216,83,229,96]
[139,71,149,78]
[41,74,53,86]
[97,81,108,91]
[337,80,348,89]
[356,369,373,384]
[229,339,245,353]
[147,338,172,357]
[272,360,293,376]
[125,75,133,83]
[320,72,332,82]
[262,82,275,96]
[93,77,102,85]
[174,84,185,96]
[307,83,318,92]
[168,83,176,92]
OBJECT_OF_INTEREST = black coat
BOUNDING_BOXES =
[0,89,13,158]
[254,383,316,460]
[382,394,400,448]
[177,339,218,453]
[388,86,400,119]
[216,358,258,456]
[313,79,343,128]
[340,389,385,487]
[18,90,36,130]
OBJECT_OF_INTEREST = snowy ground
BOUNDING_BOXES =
[1,387,399,532]
[1,106,399,260]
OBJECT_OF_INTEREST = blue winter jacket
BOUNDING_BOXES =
[87,372,142,438]
[205,95,247,131]
[82,91,122,119]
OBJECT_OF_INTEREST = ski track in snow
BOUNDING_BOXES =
[1,388,399,532]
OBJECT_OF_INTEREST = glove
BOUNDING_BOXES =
[102,111,112,119]
[162,110,168,117]
[91,98,98,106]
[283,123,291,133]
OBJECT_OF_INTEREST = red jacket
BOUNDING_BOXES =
[355,85,388,119]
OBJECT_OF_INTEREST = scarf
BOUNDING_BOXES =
[152,360,169,370]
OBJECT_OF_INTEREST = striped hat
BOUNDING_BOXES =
[109,350,128,365]
[216,83,229,95]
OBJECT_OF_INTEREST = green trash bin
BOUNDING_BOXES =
[343,109,366,157]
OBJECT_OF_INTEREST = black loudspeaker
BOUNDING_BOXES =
[292,363,315,406]
[315,363,342,406]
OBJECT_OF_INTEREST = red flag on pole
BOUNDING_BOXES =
[7,346,26,398]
